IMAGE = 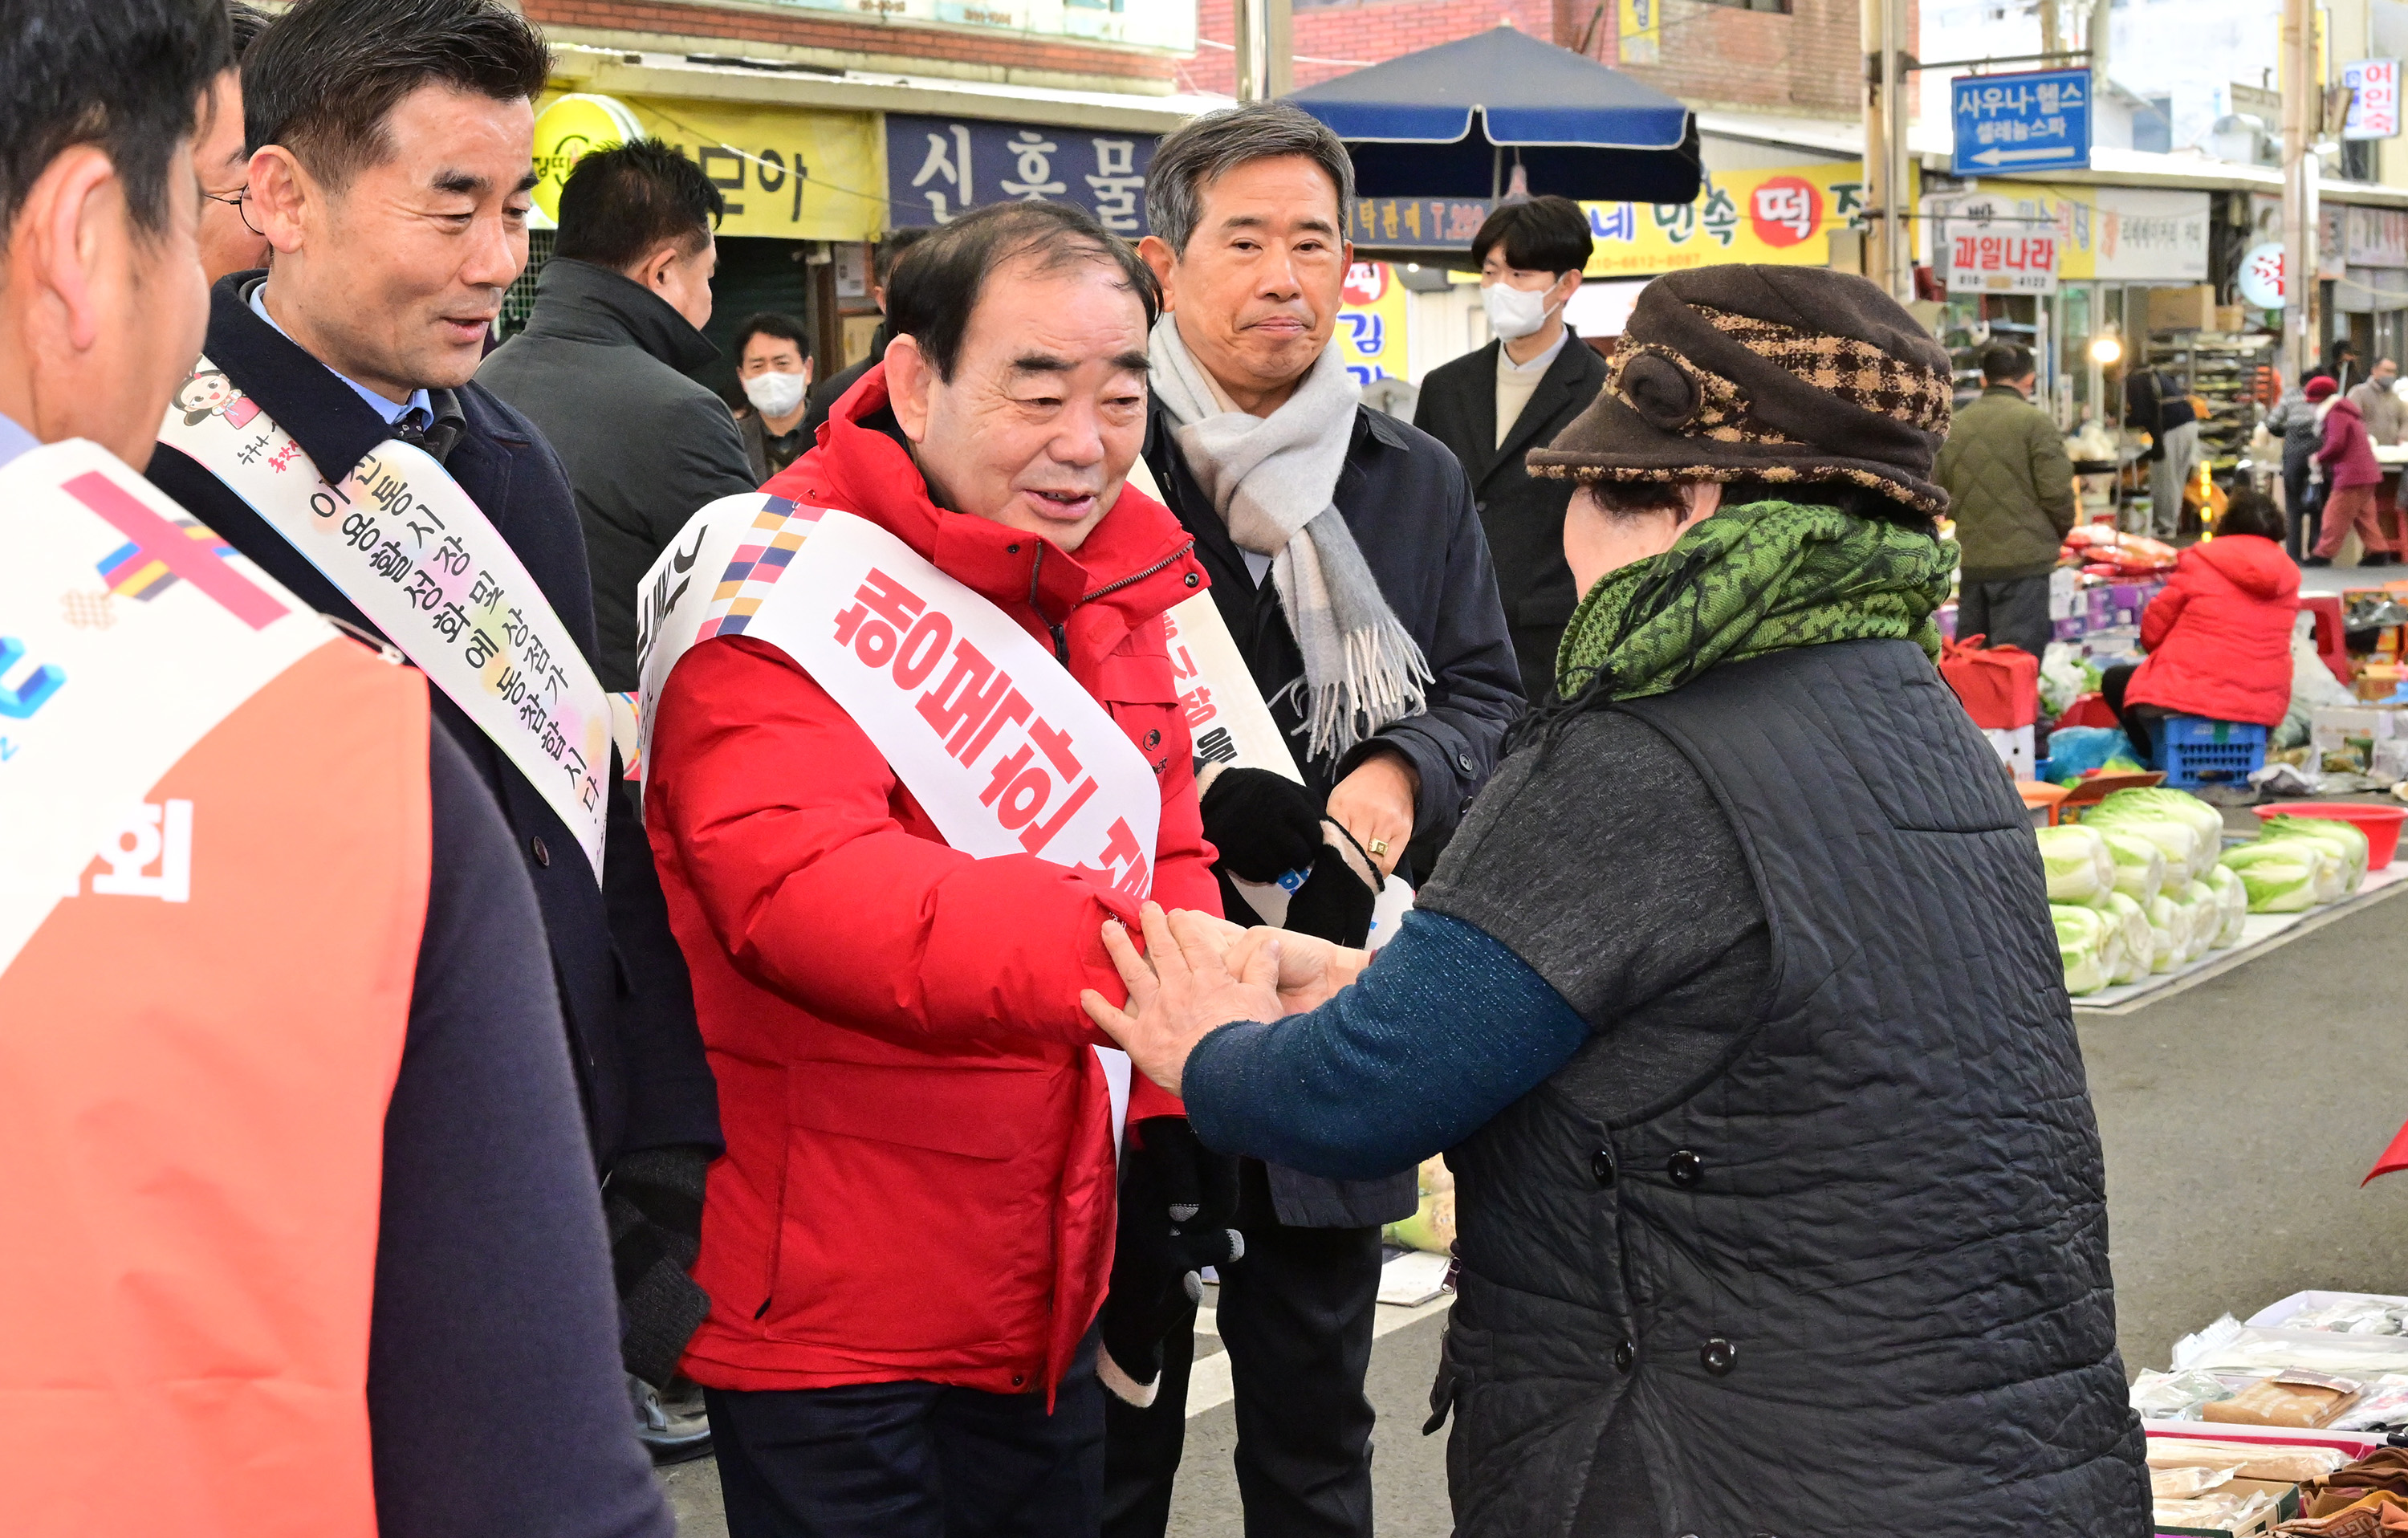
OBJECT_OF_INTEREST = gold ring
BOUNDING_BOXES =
[1367,839,1389,856]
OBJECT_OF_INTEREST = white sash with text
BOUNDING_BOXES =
[0,438,333,970]
[638,497,1158,898]
[157,356,611,879]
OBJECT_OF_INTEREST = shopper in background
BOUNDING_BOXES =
[0,2,668,1532]
[1413,195,1606,699]
[2124,356,2199,539]
[2310,374,2395,568]
[730,311,813,482]
[2265,371,2331,560]
[145,0,723,1462]
[2349,356,2406,446]
[1108,100,1523,1538]
[196,0,270,283]
[647,201,1222,1536]
[2101,488,2297,764]
[479,137,758,691]
[1933,341,2076,661]
[2312,336,2364,392]
[1086,263,2150,1538]
[802,225,933,437]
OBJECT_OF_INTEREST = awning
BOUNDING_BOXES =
[1287,26,1699,205]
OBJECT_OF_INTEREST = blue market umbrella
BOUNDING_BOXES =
[1288,25,1700,206]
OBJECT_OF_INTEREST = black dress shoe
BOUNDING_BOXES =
[631,1373,713,1465]
[2304,556,2334,568]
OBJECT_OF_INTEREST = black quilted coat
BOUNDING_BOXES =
[1418,637,2149,1538]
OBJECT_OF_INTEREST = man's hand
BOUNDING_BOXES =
[1325,750,1418,877]
[1082,903,1283,1097]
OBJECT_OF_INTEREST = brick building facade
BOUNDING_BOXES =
[523,0,1181,92]
[1182,0,1885,120]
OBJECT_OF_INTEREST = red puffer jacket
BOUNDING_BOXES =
[645,370,1218,1399]
[2125,532,2300,726]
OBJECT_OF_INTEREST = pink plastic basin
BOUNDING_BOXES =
[2253,803,2408,870]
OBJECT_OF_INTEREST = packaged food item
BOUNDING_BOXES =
[2155,1487,2275,1532]
[2331,1376,2408,1431]
[2289,1301,2408,1337]
[2203,1371,2365,1429]
[2134,1369,2245,1418]
[2149,1437,2353,1483]
[2157,1463,2248,1497]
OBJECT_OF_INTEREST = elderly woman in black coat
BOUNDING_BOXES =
[1086,266,2150,1538]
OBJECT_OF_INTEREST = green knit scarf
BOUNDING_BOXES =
[1556,498,1958,702]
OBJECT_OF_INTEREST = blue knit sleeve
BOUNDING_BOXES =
[1181,909,1589,1180]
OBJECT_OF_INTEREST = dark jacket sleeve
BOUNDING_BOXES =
[604,765,721,1156]
[372,728,670,1538]
[1335,446,1524,844]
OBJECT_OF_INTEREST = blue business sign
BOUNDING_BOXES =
[885,115,1158,235]
[1951,68,2092,177]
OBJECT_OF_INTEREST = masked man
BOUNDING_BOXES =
[141,0,722,1451]
[1104,101,1523,1538]
[0,2,666,1531]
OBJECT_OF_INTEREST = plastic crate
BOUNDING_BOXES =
[2151,715,2268,789]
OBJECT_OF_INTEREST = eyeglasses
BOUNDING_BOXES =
[205,187,263,237]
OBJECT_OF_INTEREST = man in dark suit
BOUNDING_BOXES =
[1413,196,1607,699]
[143,0,720,1461]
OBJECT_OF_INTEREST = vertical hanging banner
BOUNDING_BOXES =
[1617,0,1659,66]
[1336,262,1410,388]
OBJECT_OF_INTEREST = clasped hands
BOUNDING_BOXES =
[1080,904,1370,1097]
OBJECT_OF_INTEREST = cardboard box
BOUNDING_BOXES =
[1983,723,2036,779]
[2215,303,2249,333]
[2150,283,2219,332]
[2311,705,2399,749]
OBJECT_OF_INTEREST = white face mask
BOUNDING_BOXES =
[1483,279,1560,342]
[743,368,808,420]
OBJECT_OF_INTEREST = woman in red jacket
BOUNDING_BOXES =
[2309,385,2395,566]
[2102,489,2300,763]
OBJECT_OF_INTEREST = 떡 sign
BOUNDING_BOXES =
[2345,59,2404,140]
[1951,68,2092,176]
[886,115,1157,234]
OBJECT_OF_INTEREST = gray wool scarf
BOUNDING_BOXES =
[1149,313,1430,762]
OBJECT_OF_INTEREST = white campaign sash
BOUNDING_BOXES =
[157,356,611,880]
[0,438,336,971]
[638,497,1159,897]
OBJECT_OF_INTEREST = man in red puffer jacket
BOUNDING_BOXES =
[2106,488,2300,763]
[640,202,1226,1536]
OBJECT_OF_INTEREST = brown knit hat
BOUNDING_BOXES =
[1527,265,1954,516]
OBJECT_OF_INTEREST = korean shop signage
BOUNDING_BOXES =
[531,92,881,242]
[885,115,1157,234]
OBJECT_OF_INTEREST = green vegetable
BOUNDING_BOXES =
[2164,880,2216,963]
[2102,891,2154,982]
[2203,864,2248,948]
[2260,815,2370,896]
[2098,830,2167,905]
[2052,903,2121,995]
[2081,807,2206,885]
[2219,842,2321,913]
[2036,824,2114,903]
[2145,894,2182,972]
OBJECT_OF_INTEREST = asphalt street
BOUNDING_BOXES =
[661,877,2408,1536]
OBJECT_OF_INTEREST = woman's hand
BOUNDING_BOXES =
[1082,904,1283,1097]
[1225,925,1369,1015]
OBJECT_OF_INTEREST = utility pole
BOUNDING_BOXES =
[1235,0,1294,100]
[1862,0,1911,299]
[2281,0,2318,382]
[2038,0,2060,63]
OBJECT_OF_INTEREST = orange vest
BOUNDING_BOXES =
[0,639,430,1537]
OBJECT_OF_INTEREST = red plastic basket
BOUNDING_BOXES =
[2251,804,2408,870]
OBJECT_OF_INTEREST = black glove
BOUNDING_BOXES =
[605,1145,716,1389]
[1099,1117,1244,1406]
[1198,764,1324,883]
[1282,820,1381,947]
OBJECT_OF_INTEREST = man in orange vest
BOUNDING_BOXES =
[0,4,671,1534]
